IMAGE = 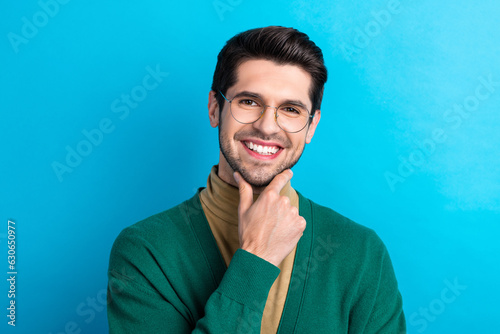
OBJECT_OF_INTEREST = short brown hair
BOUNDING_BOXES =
[211,26,328,116]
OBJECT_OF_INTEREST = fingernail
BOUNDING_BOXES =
[233,172,240,183]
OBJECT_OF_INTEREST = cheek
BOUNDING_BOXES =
[221,112,235,133]
[219,120,243,146]
[290,134,307,150]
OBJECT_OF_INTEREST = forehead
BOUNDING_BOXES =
[230,59,312,107]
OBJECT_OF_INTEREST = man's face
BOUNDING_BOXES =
[208,59,321,190]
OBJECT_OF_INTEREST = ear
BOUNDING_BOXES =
[305,109,321,144]
[208,91,220,128]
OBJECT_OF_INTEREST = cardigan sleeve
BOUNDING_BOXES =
[347,231,406,334]
[192,249,281,333]
[107,227,280,334]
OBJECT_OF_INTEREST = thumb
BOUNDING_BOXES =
[234,171,253,214]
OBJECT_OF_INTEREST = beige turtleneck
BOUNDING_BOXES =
[199,165,298,334]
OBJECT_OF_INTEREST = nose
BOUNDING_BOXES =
[252,105,281,135]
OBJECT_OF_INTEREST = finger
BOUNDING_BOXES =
[265,169,293,194]
[234,171,253,213]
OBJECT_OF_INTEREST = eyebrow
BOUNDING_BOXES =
[232,90,309,109]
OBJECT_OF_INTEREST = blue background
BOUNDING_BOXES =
[1,0,499,333]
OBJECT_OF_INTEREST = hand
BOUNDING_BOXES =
[234,169,306,267]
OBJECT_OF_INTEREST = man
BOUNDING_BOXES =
[107,26,406,333]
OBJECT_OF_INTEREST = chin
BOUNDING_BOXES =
[237,165,285,188]
[241,173,274,188]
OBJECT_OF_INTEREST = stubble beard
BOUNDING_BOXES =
[218,125,305,188]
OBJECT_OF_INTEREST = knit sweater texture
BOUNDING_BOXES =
[107,189,406,333]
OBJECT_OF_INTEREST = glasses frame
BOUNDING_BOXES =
[219,91,313,133]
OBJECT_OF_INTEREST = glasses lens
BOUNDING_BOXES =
[230,95,310,133]
[276,104,310,133]
[231,96,265,123]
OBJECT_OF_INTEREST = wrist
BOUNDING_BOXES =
[241,246,279,267]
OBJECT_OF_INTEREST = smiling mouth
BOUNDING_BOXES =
[243,141,281,155]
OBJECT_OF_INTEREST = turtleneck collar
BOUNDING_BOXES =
[199,165,298,226]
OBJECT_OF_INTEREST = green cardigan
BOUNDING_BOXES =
[107,191,406,333]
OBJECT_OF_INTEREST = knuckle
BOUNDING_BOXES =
[280,196,290,206]
[298,217,306,229]
[265,191,278,201]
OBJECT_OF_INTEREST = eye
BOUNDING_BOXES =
[281,105,302,115]
[241,99,256,105]
[237,98,261,108]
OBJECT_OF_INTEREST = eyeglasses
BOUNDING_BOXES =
[219,91,313,133]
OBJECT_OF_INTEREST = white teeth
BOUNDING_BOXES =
[245,142,279,155]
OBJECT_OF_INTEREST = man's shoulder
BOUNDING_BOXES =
[108,192,210,295]
[298,192,383,248]
[112,192,202,250]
